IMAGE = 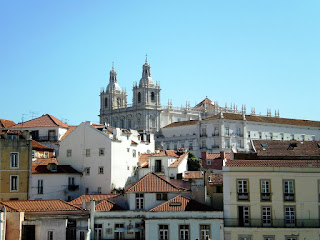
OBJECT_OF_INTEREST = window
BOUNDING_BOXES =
[10,153,18,168]
[68,177,75,186]
[189,143,193,150]
[237,180,249,200]
[159,225,169,240]
[85,167,90,175]
[201,128,206,137]
[156,193,168,201]
[259,132,262,139]
[214,127,219,136]
[247,131,250,138]
[67,149,72,157]
[225,139,230,148]
[114,223,124,240]
[85,188,89,194]
[98,167,104,174]
[237,140,242,148]
[128,119,132,129]
[32,150,35,159]
[86,149,90,157]
[206,160,211,165]
[38,179,43,194]
[97,187,101,193]
[236,128,241,136]
[284,180,295,201]
[225,127,229,136]
[47,231,53,240]
[285,237,298,240]
[80,231,85,240]
[263,236,275,240]
[285,206,295,227]
[133,149,136,158]
[181,143,184,148]
[200,225,210,240]
[136,193,144,210]
[179,225,189,240]
[239,236,252,240]
[201,140,206,149]
[10,175,18,191]
[94,224,103,240]
[99,148,105,156]
[262,206,272,226]
[238,206,250,226]
[151,92,155,101]
[261,180,271,201]
[174,144,177,150]
[104,97,108,108]
[138,92,141,103]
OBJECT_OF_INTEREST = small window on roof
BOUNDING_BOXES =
[317,143,320,148]
[261,143,268,148]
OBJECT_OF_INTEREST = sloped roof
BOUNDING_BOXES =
[149,195,214,212]
[138,153,152,168]
[183,171,203,179]
[0,199,82,212]
[169,152,188,168]
[70,194,117,206]
[204,112,320,128]
[205,153,231,160]
[95,199,124,211]
[193,97,215,110]
[32,158,58,166]
[126,172,188,193]
[12,114,69,129]
[252,140,320,157]
[32,164,81,174]
[60,126,77,141]
[225,159,320,168]
[32,140,54,151]
[209,173,223,185]
[163,120,198,128]
[0,119,16,128]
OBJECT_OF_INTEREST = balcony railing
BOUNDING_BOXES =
[224,218,320,228]
[284,193,295,201]
[261,193,271,201]
[237,193,249,200]
[68,185,79,191]
[35,136,58,142]
[151,166,165,173]
[212,133,219,137]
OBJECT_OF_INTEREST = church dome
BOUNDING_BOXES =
[106,66,121,93]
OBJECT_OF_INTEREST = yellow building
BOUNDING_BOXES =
[223,140,320,240]
[0,130,32,200]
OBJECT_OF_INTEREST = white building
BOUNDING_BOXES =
[99,58,240,133]
[157,112,320,157]
[30,163,81,201]
[89,172,224,240]
[58,121,155,194]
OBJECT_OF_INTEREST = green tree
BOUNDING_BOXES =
[187,152,202,171]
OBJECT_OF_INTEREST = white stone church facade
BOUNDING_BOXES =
[99,59,237,132]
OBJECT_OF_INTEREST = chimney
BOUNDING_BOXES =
[201,151,208,160]
[220,151,226,160]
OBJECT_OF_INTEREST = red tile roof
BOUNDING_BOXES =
[193,98,215,110]
[126,172,188,192]
[209,173,223,185]
[204,113,320,128]
[205,153,231,160]
[32,158,58,166]
[163,120,198,128]
[149,195,214,212]
[60,126,77,141]
[95,199,124,211]
[32,140,54,150]
[0,119,16,128]
[70,194,117,206]
[169,152,188,168]
[138,153,152,168]
[225,159,320,168]
[32,164,81,174]
[183,171,203,179]
[252,140,320,157]
[11,114,69,129]
[0,199,82,212]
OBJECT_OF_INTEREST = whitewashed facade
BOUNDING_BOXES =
[58,121,155,194]
[157,112,320,157]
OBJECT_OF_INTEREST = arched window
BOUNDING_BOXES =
[104,98,108,108]
[151,92,155,101]
[117,98,121,108]
[138,92,141,103]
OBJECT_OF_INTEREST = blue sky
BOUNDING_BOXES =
[1,0,319,125]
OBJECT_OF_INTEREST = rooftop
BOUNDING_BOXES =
[95,199,124,211]
[0,119,16,128]
[225,159,320,168]
[11,114,69,129]
[70,193,117,206]
[32,164,81,174]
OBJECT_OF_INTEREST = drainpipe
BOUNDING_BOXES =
[90,199,95,240]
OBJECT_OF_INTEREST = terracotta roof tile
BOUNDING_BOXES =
[183,171,203,179]
[225,159,320,168]
[209,173,223,185]
[126,172,188,192]
[32,158,58,166]
[149,195,214,212]
[163,120,198,128]
[0,199,82,212]
[32,164,81,174]
[138,153,152,168]
[252,140,320,157]
[169,152,188,168]
[95,199,124,211]
[60,126,77,141]
[204,113,320,128]
[205,153,231,160]
[150,150,179,158]
[0,119,16,128]
[70,194,117,206]
[193,98,215,110]
[12,114,69,129]
[32,140,54,150]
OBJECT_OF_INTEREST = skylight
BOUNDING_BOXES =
[261,143,268,148]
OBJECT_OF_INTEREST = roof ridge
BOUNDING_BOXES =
[149,195,190,212]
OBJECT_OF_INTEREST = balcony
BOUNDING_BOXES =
[237,193,249,200]
[212,133,219,137]
[224,218,320,228]
[284,193,295,201]
[68,185,79,191]
[261,193,271,201]
[151,166,165,173]
[212,145,220,149]
[236,133,243,137]
[200,134,207,138]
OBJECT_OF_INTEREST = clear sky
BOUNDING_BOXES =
[1,0,319,125]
